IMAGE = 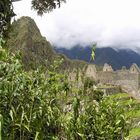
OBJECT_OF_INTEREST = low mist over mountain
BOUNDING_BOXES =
[55,46,140,70]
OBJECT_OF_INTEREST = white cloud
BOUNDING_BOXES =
[13,0,140,49]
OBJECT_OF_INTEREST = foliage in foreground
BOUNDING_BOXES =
[0,45,131,139]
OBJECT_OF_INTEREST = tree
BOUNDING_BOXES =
[31,0,66,15]
[0,0,66,38]
[0,0,15,38]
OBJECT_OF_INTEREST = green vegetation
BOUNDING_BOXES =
[31,0,66,15]
[0,0,15,38]
[0,41,131,139]
[108,93,131,99]
[1,1,140,139]
[109,93,140,139]
[129,127,140,139]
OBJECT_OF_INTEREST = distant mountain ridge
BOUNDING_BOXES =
[55,46,140,70]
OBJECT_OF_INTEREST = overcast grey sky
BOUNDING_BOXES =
[13,0,140,49]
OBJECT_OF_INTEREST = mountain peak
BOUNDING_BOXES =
[12,16,43,42]
[7,16,55,70]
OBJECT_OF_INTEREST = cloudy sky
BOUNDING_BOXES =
[13,0,140,49]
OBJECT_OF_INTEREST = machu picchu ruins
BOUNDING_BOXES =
[85,63,140,98]
[69,63,140,98]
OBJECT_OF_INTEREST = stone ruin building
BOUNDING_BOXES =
[68,63,140,98]
[85,63,140,97]
[103,63,113,72]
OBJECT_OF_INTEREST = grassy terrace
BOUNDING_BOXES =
[128,127,140,139]
[109,93,133,99]
[109,93,140,139]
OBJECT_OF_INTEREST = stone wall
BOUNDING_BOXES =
[97,71,139,91]
[85,65,97,80]
[68,63,140,97]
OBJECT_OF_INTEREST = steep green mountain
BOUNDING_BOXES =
[6,16,86,70]
[55,46,140,70]
[7,16,57,70]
